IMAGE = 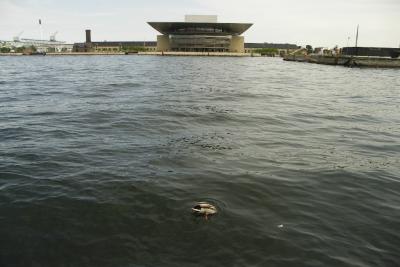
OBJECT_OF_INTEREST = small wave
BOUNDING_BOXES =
[1,56,400,267]
[0,171,35,180]
[31,111,59,116]
[0,97,18,102]
[167,133,234,151]
[107,82,142,88]
[0,127,29,140]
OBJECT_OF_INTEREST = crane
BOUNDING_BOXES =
[13,31,24,42]
[50,31,58,42]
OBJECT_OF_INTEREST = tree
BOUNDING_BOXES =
[15,46,26,53]
[121,46,147,52]
[254,48,279,55]
[0,47,11,53]
[306,45,313,54]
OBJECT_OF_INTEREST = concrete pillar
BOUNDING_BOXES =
[230,36,245,53]
[157,35,170,52]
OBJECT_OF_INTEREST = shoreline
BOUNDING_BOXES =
[0,52,262,57]
[138,51,261,57]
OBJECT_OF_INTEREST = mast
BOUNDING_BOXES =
[355,24,359,47]
[355,24,359,56]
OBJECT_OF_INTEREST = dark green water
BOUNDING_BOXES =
[0,56,399,267]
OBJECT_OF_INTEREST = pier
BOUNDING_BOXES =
[284,54,400,68]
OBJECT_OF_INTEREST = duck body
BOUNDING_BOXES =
[192,202,217,219]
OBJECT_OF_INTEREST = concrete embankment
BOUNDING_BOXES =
[0,53,24,56]
[1,52,261,57]
[47,52,126,56]
[138,51,261,57]
[341,56,400,68]
[284,54,400,68]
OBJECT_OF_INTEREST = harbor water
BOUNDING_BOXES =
[0,56,399,267]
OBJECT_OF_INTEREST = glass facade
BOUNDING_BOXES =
[172,27,226,35]
[170,35,232,52]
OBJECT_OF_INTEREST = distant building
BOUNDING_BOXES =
[147,15,253,53]
[1,37,73,52]
[72,27,299,55]
[73,30,157,52]
[244,42,299,50]
[342,47,400,58]
[244,42,300,54]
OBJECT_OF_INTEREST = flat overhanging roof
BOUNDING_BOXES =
[147,22,253,35]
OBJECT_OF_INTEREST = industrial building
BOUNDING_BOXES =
[244,42,300,54]
[148,15,253,53]
[73,30,157,52]
[1,32,73,53]
[342,47,400,58]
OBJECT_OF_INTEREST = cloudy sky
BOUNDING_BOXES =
[0,0,399,47]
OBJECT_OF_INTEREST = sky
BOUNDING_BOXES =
[0,0,399,48]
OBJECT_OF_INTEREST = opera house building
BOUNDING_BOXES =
[148,15,253,53]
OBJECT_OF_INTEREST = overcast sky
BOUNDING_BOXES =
[0,0,399,47]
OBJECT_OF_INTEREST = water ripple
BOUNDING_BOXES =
[0,56,399,267]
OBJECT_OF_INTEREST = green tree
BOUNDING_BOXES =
[15,46,26,53]
[121,46,147,52]
[306,45,313,54]
[0,47,11,53]
[253,48,278,55]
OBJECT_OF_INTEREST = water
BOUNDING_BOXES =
[0,56,399,267]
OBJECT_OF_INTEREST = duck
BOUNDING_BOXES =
[192,202,218,220]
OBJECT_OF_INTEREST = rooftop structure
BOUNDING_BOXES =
[148,15,253,53]
[185,15,218,23]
